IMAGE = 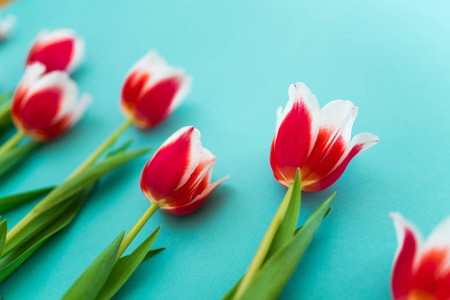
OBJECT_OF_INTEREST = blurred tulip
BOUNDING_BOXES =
[11,63,91,141]
[121,50,192,129]
[390,213,450,300]
[0,15,15,41]
[26,29,84,73]
[270,82,378,191]
[141,126,228,215]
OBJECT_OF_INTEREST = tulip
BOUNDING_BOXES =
[115,126,228,259]
[270,82,379,191]
[390,213,450,300]
[26,29,85,73]
[120,50,192,129]
[141,126,229,215]
[0,63,91,152]
[0,15,16,41]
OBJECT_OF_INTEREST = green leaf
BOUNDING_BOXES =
[117,247,165,265]
[142,247,164,262]
[0,104,11,134]
[222,277,242,300]
[95,226,162,300]
[0,220,7,257]
[33,148,150,216]
[0,187,91,283]
[105,137,136,158]
[239,192,336,300]
[267,169,301,258]
[2,191,87,255]
[0,186,55,213]
[0,142,40,178]
[62,232,125,300]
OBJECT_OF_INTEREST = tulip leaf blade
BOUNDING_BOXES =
[62,232,125,300]
[0,220,7,258]
[0,142,40,178]
[95,226,162,300]
[239,192,336,300]
[0,186,55,213]
[33,147,151,217]
[142,247,165,262]
[267,169,301,259]
[0,188,90,283]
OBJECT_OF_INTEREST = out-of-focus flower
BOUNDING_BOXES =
[121,50,192,129]
[270,82,378,191]
[390,213,450,300]
[141,126,228,215]
[0,15,16,41]
[26,29,84,73]
[11,63,91,141]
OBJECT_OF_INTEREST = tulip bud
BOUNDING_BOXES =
[390,213,450,300]
[140,126,228,215]
[121,50,192,129]
[270,82,378,191]
[0,15,16,41]
[11,63,91,141]
[26,29,85,73]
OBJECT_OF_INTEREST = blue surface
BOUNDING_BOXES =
[0,0,449,299]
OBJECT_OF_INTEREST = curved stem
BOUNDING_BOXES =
[0,131,25,156]
[68,118,133,179]
[116,202,159,261]
[3,119,133,256]
[232,184,294,300]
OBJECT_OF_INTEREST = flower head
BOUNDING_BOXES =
[26,29,84,73]
[11,63,91,141]
[270,82,378,191]
[140,126,228,215]
[390,213,450,300]
[0,15,16,41]
[121,50,192,129]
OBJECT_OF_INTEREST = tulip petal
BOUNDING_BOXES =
[301,100,357,183]
[162,175,229,215]
[390,213,422,300]
[26,29,83,73]
[302,132,379,191]
[141,126,204,201]
[271,82,319,183]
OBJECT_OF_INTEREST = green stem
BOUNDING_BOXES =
[232,184,294,300]
[3,119,133,255]
[115,202,159,261]
[68,118,133,179]
[0,131,25,156]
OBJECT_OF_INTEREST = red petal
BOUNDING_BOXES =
[133,77,181,129]
[390,214,419,299]
[140,127,195,201]
[17,87,62,130]
[121,71,150,115]
[272,101,315,183]
[27,39,75,72]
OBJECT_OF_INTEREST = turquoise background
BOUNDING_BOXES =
[1,0,449,299]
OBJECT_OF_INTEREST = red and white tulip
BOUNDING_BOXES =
[140,126,228,215]
[26,29,84,73]
[270,82,378,192]
[11,63,91,141]
[0,15,16,41]
[390,213,450,300]
[121,50,192,129]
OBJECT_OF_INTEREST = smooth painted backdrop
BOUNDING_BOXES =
[0,0,449,299]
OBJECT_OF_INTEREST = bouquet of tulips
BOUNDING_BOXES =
[1,12,448,300]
